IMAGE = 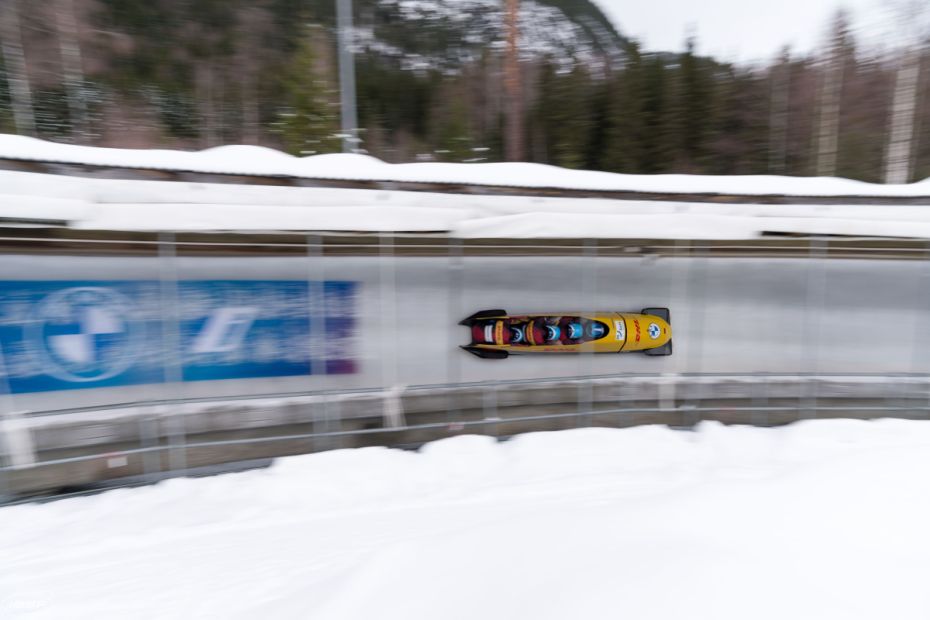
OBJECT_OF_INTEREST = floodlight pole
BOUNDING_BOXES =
[336,0,358,153]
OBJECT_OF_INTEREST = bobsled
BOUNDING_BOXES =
[460,308,672,359]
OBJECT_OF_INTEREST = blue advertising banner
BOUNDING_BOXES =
[0,280,357,394]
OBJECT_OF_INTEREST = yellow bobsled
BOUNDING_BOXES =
[460,308,672,359]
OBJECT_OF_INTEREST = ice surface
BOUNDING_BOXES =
[3,420,930,619]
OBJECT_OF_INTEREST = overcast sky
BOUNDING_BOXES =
[593,0,894,63]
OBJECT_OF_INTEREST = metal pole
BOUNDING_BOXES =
[336,0,358,153]
[446,237,464,422]
[0,335,20,502]
[158,232,187,473]
[307,234,336,450]
[577,239,597,426]
[907,243,929,376]
[137,415,161,481]
[684,244,707,425]
[379,232,403,428]
[660,239,690,422]
[800,237,827,418]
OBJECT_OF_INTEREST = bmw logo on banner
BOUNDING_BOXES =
[29,287,143,383]
[0,279,358,394]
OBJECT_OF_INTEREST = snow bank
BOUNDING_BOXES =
[1,140,930,237]
[2,134,930,197]
[4,420,930,619]
[5,168,930,238]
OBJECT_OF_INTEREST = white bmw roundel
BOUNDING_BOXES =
[29,287,142,382]
[648,322,661,340]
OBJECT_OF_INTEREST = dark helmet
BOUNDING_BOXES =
[509,326,525,343]
[587,322,606,339]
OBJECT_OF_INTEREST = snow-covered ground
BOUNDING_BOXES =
[3,419,930,619]
[2,133,929,197]
[5,167,930,238]
[3,134,930,238]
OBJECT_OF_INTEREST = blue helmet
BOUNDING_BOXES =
[545,325,561,342]
[510,326,524,343]
[567,322,584,339]
[587,323,606,339]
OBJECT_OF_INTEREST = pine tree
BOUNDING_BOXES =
[432,79,474,162]
[0,56,12,133]
[677,36,712,172]
[538,63,594,169]
[601,40,645,172]
[768,48,792,174]
[273,25,341,156]
[639,54,670,173]
[707,65,769,174]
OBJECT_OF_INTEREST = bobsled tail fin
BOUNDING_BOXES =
[459,309,508,326]
[461,345,509,359]
[644,340,672,356]
[640,307,670,323]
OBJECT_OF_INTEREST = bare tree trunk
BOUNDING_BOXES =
[884,48,921,184]
[240,69,259,145]
[238,13,260,145]
[815,55,842,177]
[234,6,264,145]
[814,10,849,177]
[216,64,225,144]
[336,0,358,152]
[54,0,87,142]
[503,0,523,161]
[197,60,218,148]
[484,52,501,141]
[768,53,790,175]
[0,0,36,136]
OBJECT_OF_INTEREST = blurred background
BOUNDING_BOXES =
[8,3,930,616]
[1,0,929,181]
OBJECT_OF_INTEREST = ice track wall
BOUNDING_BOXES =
[4,249,930,415]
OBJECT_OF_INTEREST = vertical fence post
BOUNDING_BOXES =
[137,415,161,481]
[158,232,187,474]
[660,239,689,423]
[306,234,334,450]
[750,370,770,427]
[800,237,827,419]
[483,383,498,436]
[750,256,769,427]
[446,237,464,423]
[0,340,19,502]
[683,243,707,427]
[0,453,9,505]
[379,232,404,429]
[577,239,597,427]
[897,242,923,419]
[920,241,930,419]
